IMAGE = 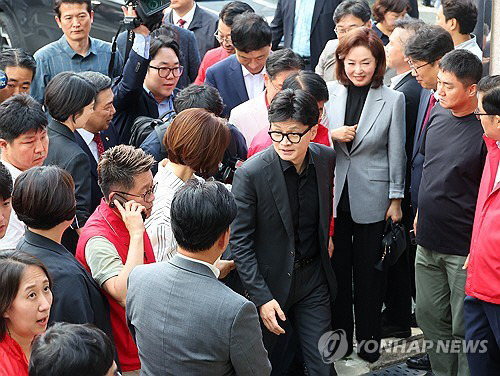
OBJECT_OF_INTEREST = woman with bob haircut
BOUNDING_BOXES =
[0,250,52,375]
[325,27,405,362]
[12,166,115,358]
[371,0,410,45]
[43,71,96,254]
[146,108,230,264]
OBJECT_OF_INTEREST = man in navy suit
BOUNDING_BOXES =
[205,13,272,117]
[403,25,454,373]
[75,72,118,214]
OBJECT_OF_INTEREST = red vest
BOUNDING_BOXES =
[76,199,155,372]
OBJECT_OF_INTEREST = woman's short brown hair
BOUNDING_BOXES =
[372,0,410,23]
[336,27,387,88]
[164,108,230,175]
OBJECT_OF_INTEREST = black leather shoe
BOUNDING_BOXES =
[406,353,431,370]
[381,325,412,339]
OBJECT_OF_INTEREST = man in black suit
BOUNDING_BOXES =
[75,72,118,214]
[112,7,181,144]
[383,17,424,339]
[206,13,272,117]
[116,24,201,89]
[271,0,341,71]
[164,0,218,58]
[230,89,337,376]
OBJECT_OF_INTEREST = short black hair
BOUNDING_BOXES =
[442,0,477,35]
[0,49,36,79]
[405,25,454,63]
[44,72,96,122]
[171,179,236,252]
[150,35,180,61]
[266,48,304,79]
[269,89,319,127]
[477,76,500,115]
[438,49,482,87]
[219,1,255,26]
[477,75,500,94]
[0,94,47,142]
[77,71,112,93]
[29,323,114,376]
[0,163,12,200]
[12,166,76,230]
[282,71,329,103]
[334,0,372,24]
[0,250,52,341]
[98,145,155,198]
[174,84,224,116]
[231,13,272,53]
[53,0,91,18]
[481,88,500,116]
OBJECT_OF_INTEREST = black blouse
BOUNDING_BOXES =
[339,83,370,212]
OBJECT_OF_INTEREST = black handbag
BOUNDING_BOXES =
[375,218,407,271]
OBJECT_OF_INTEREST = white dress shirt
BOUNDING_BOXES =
[0,160,24,251]
[77,128,99,162]
[389,70,412,89]
[456,34,483,60]
[177,253,220,278]
[241,65,266,100]
[229,90,269,146]
[171,3,196,29]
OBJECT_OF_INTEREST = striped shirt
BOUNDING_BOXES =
[145,165,187,262]
[31,35,123,104]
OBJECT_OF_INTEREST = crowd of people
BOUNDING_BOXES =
[0,0,498,375]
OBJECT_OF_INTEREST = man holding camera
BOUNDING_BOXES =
[31,0,123,105]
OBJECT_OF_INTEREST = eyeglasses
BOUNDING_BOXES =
[213,31,232,44]
[149,65,184,78]
[408,60,435,72]
[334,25,364,36]
[473,108,490,120]
[268,127,312,144]
[112,182,157,203]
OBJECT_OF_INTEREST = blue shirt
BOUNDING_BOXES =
[292,0,315,57]
[31,35,123,104]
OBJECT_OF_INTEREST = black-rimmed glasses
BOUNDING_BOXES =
[149,65,184,78]
[112,182,157,203]
[268,127,312,144]
[408,60,436,72]
[474,108,491,120]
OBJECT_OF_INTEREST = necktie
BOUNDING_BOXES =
[177,19,186,28]
[93,132,105,160]
[420,94,437,137]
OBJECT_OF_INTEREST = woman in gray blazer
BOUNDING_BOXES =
[325,28,405,362]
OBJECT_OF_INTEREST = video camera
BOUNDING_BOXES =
[124,0,171,31]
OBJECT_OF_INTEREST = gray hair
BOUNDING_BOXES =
[78,71,112,93]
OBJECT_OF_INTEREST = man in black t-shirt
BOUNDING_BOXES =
[413,50,486,376]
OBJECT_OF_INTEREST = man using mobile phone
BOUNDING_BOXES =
[76,145,156,375]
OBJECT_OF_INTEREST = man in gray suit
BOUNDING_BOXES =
[126,179,271,376]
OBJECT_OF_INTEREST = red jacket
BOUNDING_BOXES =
[194,47,230,85]
[76,200,156,372]
[466,135,500,304]
[0,334,28,376]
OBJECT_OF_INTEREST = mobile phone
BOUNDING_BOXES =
[110,194,146,222]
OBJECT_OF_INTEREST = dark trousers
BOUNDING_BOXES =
[383,199,413,330]
[263,258,334,376]
[331,209,386,358]
[464,296,500,376]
